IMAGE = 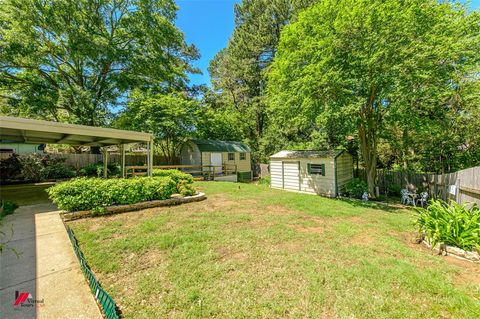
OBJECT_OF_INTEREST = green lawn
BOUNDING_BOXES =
[69,182,480,319]
[0,183,53,206]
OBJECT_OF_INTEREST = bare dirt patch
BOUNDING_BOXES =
[216,246,249,262]
[350,232,375,246]
[445,255,480,286]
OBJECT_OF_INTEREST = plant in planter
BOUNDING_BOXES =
[415,199,480,252]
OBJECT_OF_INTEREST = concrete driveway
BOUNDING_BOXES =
[0,203,102,319]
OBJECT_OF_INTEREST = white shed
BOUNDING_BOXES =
[269,150,353,197]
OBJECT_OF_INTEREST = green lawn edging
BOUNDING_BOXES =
[66,226,120,319]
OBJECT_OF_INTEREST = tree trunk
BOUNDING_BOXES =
[359,122,378,197]
[358,89,379,197]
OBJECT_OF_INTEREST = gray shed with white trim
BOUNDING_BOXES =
[269,150,353,197]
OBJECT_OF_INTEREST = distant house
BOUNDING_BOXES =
[180,140,252,181]
[0,143,44,158]
[269,150,353,197]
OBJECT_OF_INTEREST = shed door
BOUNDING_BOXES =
[210,152,222,166]
[270,161,283,188]
[282,161,300,191]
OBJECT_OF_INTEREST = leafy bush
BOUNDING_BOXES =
[344,178,369,198]
[79,162,120,177]
[152,169,194,184]
[0,200,18,219]
[0,154,75,182]
[47,176,176,212]
[152,169,195,195]
[416,199,480,251]
[19,154,44,181]
[41,163,76,180]
[386,184,402,197]
[0,154,22,181]
[177,180,196,196]
[258,175,271,186]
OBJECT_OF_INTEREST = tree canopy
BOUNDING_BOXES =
[116,91,197,164]
[207,0,319,160]
[0,0,199,125]
[266,0,480,193]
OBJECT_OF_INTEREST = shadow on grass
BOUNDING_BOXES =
[335,196,413,213]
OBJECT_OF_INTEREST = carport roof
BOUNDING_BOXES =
[0,116,153,146]
[270,150,344,159]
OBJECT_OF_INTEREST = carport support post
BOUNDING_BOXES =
[103,148,108,178]
[120,144,126,178]
[147,139,154,176]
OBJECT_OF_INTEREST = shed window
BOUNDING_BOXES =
[228,153,235,161]
[240,152,246,160]
[308,163,325,176]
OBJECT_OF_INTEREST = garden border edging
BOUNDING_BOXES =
[62,192,206,221]
[422,239,480,263]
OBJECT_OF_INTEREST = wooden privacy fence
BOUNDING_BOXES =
[47,153,177,170]
[126,164,238,180]
[356,166,480,205]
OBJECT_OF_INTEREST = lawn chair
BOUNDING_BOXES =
[401,189,414,206]
[415,192,429,207]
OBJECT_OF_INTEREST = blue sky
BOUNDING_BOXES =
[176,0,240,87]
[176,0,480,87]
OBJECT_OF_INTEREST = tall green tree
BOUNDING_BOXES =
[267,0,480,195]
[209,0,318,161]
[116,91,198,164]
[0,0,198,125]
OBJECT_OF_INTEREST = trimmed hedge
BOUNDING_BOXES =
[152,169,195,196]
[48,177,176,212]
[152,169,194,184]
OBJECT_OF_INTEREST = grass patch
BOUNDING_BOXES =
[69,182,480,318]
[0,183,52,206]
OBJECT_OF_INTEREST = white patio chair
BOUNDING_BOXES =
[415,192,429,207]
[401,189,414,206]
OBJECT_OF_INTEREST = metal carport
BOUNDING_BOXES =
[0,116,154,177]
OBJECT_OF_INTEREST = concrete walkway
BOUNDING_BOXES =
[0,204,102,319]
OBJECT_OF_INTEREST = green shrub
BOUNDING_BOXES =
[0,154,22,181]
[41,163,76,180]
[152,169,194,184]
[0,200,18,219]
[259,175,271,186]
[344,178,369,198]
[386,184,402,197]
[79,162,120,177]
[2,154,75,182]
[415,199,480,251]
[47,176,176,212]
[19,154,44,181]
[152,169,195,195]
[177,180,196,196]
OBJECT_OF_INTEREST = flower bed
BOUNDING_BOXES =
[62,192,206,221]
[416,199,480,261]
